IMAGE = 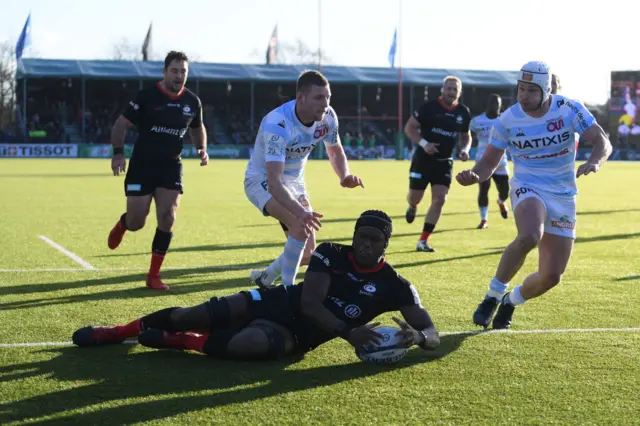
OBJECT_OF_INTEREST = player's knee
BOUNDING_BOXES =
[227,329,270,358]
[157,209,177,232]
[432,194,447,206]
[170,305,209,332]
[515,232,542,252]
[127,215,147,231]
[288,223,308,241]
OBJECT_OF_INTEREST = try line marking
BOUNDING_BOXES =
[38,235,96,270]
[1,327,639,348]
[0,265,247,273]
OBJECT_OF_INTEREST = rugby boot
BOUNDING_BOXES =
[72,326,126,347]
[108,220,126,249]
[477,219,488,229]
[405,206,417,224]
[250,270,275,289]
[472,296,500,328]
[146,273,169,291]
[498,200,509,219]
[416,240,435,252]
[492,293,516,329]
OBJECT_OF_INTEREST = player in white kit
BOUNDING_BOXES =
[244,70,364,289]
[469,94,510,229]
[456,61,612,329]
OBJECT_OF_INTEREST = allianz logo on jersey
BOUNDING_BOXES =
[432,127,456,138]
[509,131,572,149]
[150,126,187,137]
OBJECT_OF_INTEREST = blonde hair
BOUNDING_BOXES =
[443,76,462,87]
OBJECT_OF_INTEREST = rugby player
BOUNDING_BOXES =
[457,61,612,329]
[404,76,472,252]
[72,211,441,359]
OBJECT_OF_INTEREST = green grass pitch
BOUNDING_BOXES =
[0,158,638,424]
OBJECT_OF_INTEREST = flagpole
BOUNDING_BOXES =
[317,0,322,71]
[397,0,403,136]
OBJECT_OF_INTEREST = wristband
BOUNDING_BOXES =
[419,139,429,148]
[113,147,124,156]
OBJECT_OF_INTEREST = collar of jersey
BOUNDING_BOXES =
[348,252,386,273]
[438,96,459,112]
[157,82,184,100]
[292,101,317,134]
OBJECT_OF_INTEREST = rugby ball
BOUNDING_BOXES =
[355,326,408,365]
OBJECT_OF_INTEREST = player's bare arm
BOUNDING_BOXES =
[458,130,472,161]
[577,123,613,177]
[405,115,438,154]
[188,124,209,166]
[394,304,440,350]
[300,270,383,348]
[110,115,133,176]
[326,143,364,188]
[457,144,505,186]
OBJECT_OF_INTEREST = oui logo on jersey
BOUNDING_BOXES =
[546,116,565,132]
[313,124,328,139]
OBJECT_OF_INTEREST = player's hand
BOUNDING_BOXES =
[298,211,323,233]
[111,154,126,176]
[423,142,439,155]
[459,150,470,162]
[392,317,423,348]
[197,149,209,166]
[456,170,480,186]
[347,322,384,350]
[576,162,599,178]
[340,174,364,189]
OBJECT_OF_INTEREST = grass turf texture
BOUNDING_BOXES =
[0,159,638,424]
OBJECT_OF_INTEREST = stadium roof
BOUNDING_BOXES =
[16,58,519,87]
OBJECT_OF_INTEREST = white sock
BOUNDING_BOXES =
[487,276,508,300]
[479,206,489,221]
[280,236,306,287]
[507,286,527,306]
[264,257,281,283]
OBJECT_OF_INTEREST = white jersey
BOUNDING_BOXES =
[245,100,340,182]
[489,95,596,196]
[469,113,509,176]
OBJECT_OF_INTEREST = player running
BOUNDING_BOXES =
[469,94,510,229]
[107,51,209,290]
[404,76,472,252]
[244,70,364,289]
[72,211,441,360]
[457,61,612,329]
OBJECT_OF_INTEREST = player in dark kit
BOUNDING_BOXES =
[107,51,209,290]
[72,210,441,360]
[404,76,472,252]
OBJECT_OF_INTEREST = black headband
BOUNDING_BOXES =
[355,214,393,242]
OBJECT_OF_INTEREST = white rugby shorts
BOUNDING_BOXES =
[510,184,577,239]
[244,176,312,216]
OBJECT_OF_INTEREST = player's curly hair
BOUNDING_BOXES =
[355,210,393,243]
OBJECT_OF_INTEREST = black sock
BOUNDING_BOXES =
[119,213,129,230]
[423,222,436,234]
[140,307,179,332]
[152,228,173,255]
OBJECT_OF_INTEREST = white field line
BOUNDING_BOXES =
[1,327,640,348]
[37,235,96,270]
[0,265,249,273]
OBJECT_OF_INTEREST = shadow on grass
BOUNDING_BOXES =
[0,333,472,424]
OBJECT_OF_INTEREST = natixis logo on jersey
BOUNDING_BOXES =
[150,126,188,137]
